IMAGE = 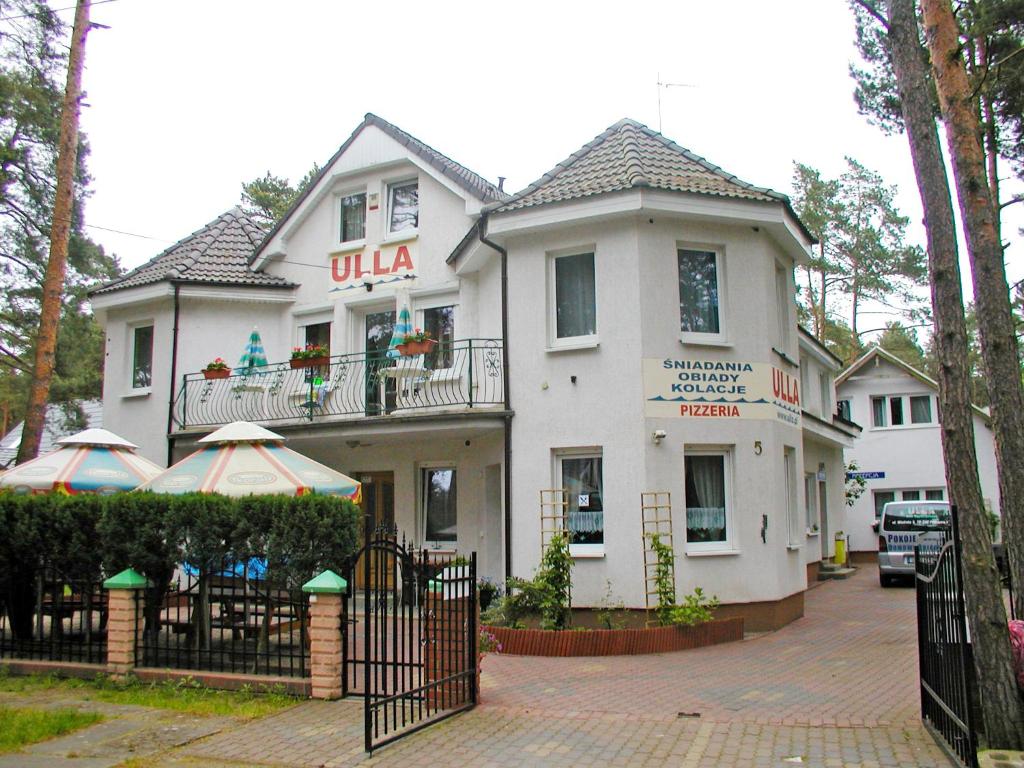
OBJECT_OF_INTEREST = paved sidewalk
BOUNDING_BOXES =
[2,567,952,767]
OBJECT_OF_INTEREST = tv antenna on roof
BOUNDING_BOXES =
[657,73,696,134]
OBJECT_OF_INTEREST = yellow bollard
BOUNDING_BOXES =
[834,532,846,566]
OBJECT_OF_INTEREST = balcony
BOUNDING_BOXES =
[171,339,505,433]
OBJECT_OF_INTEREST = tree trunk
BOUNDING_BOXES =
[922,0,1024,626]
[14,0,91,465]
[903,0,1024,748]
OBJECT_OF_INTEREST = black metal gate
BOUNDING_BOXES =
[342,525,477,753]
[915,508,979,768]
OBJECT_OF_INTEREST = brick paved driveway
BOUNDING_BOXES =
[172,567,950,767]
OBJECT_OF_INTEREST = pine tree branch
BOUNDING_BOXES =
[853,0,890,31]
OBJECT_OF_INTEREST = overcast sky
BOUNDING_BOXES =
[71,0,1022,341]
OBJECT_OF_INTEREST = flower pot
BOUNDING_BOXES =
[290,356,329,369]
[202,368,230,380]
[397,339,437,356]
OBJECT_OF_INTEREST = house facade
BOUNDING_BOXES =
[91,115,857,629]
[835,346,999,552]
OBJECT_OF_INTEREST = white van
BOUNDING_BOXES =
[877,500,951,587]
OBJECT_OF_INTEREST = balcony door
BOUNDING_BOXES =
[364,310,396,415]
[355,471,395,588]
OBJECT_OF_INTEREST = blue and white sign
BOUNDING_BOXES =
[846,471,885,480]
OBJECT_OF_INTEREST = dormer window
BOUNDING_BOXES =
[340,192,366,243]
[388,180,418,235]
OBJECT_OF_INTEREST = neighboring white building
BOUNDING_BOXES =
[835,346,999,552]
[0,399,103,468]
[90,114,859,629]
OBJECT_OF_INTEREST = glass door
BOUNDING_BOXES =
[364,310,396,415]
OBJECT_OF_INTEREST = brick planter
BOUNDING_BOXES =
[481,617,743,657]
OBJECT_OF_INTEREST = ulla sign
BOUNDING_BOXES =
[329,243,415,292]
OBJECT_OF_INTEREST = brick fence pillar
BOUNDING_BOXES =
[425,583,477,710]
[102,568,147,679]
[302,570,347,700]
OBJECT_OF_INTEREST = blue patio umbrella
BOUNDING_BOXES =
[237,326,268,373]
[386,302,413,359]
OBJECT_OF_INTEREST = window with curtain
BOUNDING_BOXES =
[388,181,418,234]
[340,192,366,242]
[684,453,727,545]
[422,305,455,369]
[910,395,932,424]
[871,397,887,427]
[902,490,921,500]
[678,249,721,335]
[873,490,896,519]
[553,252,596,340]
[423,467,456,545]
[837,399,851,421]
[132,325,153,389]
[925,489,945,501]
[559,454,603,546]
[805,473,818,531]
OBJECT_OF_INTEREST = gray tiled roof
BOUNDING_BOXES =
[253,113,510,263]
[494,118,792,214]
[92,208,293,295]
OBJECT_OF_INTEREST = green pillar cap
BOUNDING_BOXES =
[302,570,347,594]
[426,580,443,593]
[103,568,149,590]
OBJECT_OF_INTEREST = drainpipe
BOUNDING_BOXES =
[165,283,181,467]
[477,214,513,582]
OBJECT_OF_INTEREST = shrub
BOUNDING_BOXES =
[667,587,719,627]
[482,533,573,630]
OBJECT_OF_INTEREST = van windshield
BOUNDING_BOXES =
[883,503,951,533]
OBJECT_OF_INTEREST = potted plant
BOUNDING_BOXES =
[290,344,330,369]
[396,328,436,356]
[202,357,231,380]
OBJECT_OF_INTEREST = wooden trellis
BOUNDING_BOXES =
[539,489,568,553]
[640,491,674,623]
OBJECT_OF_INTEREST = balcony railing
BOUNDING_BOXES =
[172,338,504,432]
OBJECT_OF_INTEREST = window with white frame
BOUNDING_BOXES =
[131,324,154,389]
[684,449,732,550]
[678,247,723,340]
[555,450,604,550]
[421,304,455,369]
[388,180,418,235]
[422,466,456,547]
[339,192,366,243]
[819,372,832,418]
[804,472,819,532]
[775,263,790,348]
[871,394,935,428]
[873,490,896,519]
[549,250,597,345]
[925,489,945,501]
[303,321,331,351]
[784,446,800,546]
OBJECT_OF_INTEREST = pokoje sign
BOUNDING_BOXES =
[642,358,801,427]
[329,243,415,292]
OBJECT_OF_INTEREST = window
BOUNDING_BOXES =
[303,321,331,351]
[871,396,887,427]
[551,251,597,343]
[422,305,455,369]
[784,447,800,546]
[131,325,153,389]
[873,490,896,519]
[910,395,933,424]
[340,192,366,243]
[902,490,921,501]
[684,450,731,550]
[678,248,722,338]
[925,489,945,501]
[557,452,604,548]
[805,473,819,532]
[388,181,418,234]
[890,397,904,426]
[423,467,456,546]
[775,263,790,347]
[819,372,831,418]
[837,399,851,421]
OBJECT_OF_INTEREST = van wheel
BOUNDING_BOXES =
[880,574,894,588]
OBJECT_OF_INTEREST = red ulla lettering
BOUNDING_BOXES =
[392,245,413,272]
[772,369,800,406]
[372,249,390,275]
[331,245,416,283]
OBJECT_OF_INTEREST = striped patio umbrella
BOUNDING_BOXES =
[0,428,162,495]
[386,298,413,360]
[137,421,361,501]
[236,326,268,373]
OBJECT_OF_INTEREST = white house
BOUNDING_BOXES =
[835,345,999,552]
[90,114,858,630]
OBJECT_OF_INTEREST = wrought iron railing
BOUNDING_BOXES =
[172,339,504,431]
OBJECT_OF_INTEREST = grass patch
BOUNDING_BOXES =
[0,705,104,754]
[0,669,297,719]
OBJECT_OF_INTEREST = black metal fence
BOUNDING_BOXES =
[172,339,504,431]
[915,509,979,768]
[137,560,309,678]
[0,565,107,664]
[342,527,477,753]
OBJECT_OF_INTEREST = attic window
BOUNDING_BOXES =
[388,181,418,235]
[340,193,366,243]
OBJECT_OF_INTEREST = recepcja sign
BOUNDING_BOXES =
[642,358,801,426]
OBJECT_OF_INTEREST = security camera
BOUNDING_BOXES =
[652,429,667,444]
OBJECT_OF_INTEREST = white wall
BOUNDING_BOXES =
[838,357,999,551]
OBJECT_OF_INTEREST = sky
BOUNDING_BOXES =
[66,0,1023,342]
